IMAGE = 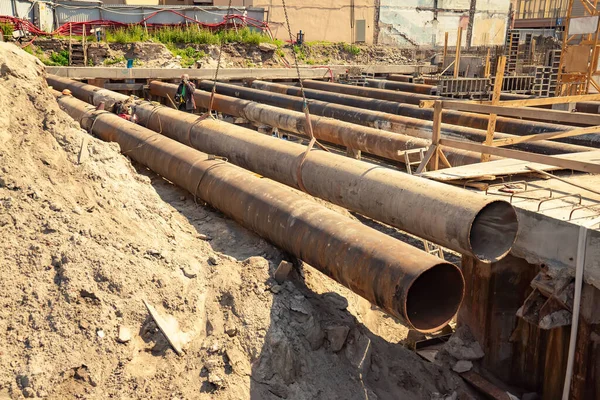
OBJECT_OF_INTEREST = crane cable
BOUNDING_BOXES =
[207,0,234,117]
[280,0,329,193]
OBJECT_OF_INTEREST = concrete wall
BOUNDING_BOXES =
[378,0,510,47]
[253,0,376,44]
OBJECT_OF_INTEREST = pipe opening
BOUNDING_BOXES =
[405,263,464,333]
[469,200,519,263]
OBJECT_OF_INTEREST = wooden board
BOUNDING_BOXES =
[420,150,600,181]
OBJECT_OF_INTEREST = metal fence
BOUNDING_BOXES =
[2,1,265,33]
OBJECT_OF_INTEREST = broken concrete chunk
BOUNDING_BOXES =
[258,42,278,52]
[208,372,225,389]
[443,326,484,361]
[452,360,473,373]
[274,260,293,284]
[326,325,350,352]
[116,325,132,343]
[304,315,324,351]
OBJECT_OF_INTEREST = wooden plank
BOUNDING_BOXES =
[454,26,462,78]
[492,124,600,147]
[443,32,449,70]
[439,138,600,173]
[484,48,491,77]
[482,56,506,162]
[439,101,600,126]
[420,150,600,181]
[415,145,437,174]
[431,100,443,170]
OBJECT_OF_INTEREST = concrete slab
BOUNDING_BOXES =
[45,64,436,80]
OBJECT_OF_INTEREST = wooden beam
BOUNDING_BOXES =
[454,26,463,78]
[439,138,600,173]
[438,101,600,126]
[482,56,506,162]
[484,48,491,77]
[443,31,449,71]
[492,124,600,147]
[420,93,600,109]
[431,100,443,170]
[415,145,437,174]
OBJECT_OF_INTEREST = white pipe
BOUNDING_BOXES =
[561,225,588,400]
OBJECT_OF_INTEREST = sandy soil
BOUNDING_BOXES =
[0,42,471,399]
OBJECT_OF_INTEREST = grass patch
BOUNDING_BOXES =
[0,22,13,38]
[103,55,125,66]
[166,45,206,67]
[340,42,361,55]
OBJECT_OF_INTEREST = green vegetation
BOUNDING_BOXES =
[102,26,282,47]
[103,55,125,66]
[293,45,307,61]
[165,44,206,67]
[47,50,70,66]
[341,42,361,55]
[0,22,13,38]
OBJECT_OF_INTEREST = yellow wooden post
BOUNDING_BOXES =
[454,27,463,78]
[482,55,506,162]
[484,48,491,77]
[443,32,449,71]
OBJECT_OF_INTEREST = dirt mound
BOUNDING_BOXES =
[0,42,471,399]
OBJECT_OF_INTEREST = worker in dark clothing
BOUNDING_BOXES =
[174,74,196,112]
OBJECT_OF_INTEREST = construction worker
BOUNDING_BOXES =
[174,74,196,113]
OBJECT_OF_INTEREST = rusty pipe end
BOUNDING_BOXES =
[469,200,519,263]
[404,262,464,333]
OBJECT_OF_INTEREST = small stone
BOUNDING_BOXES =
[326,325,350,352]
[208,372,225,389]
[22,387,35,398]
[452,360,473,373]
[117,325,132,343]
[323,292,348,310]
[79,320,90,330]
[181,266,197,279]
[74,367,89,382]
[197,233,211,241]
[17,374,31,388]
[208,255,219,265]
[204,358,221,372]
[225,322,237,337]
[273,260,293,284]
[49,202,62,212]
[147,249,161,257]
[270,284,282,294]
[96,329,105,338]
[179,196,186,201]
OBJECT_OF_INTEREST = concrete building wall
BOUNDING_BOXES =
[378,0,510,47]
[252,0,376,44]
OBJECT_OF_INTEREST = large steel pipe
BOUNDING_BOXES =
[48,75,482,167]
[291,81,600,146]
[53,90,464,333]
[364,78,437,95]
[198,80,592,155]
[149,81,483,167]
[252,80,578,137]
[48,75,520,263]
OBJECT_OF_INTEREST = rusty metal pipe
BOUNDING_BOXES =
[53,90,465,333]
[48,75,520,263]
[284,81,598,146]
[253,80,569,137]
[148,81,483,167]
[363,78,437,95]
[198,80,592,155]
[387,74,414,83]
